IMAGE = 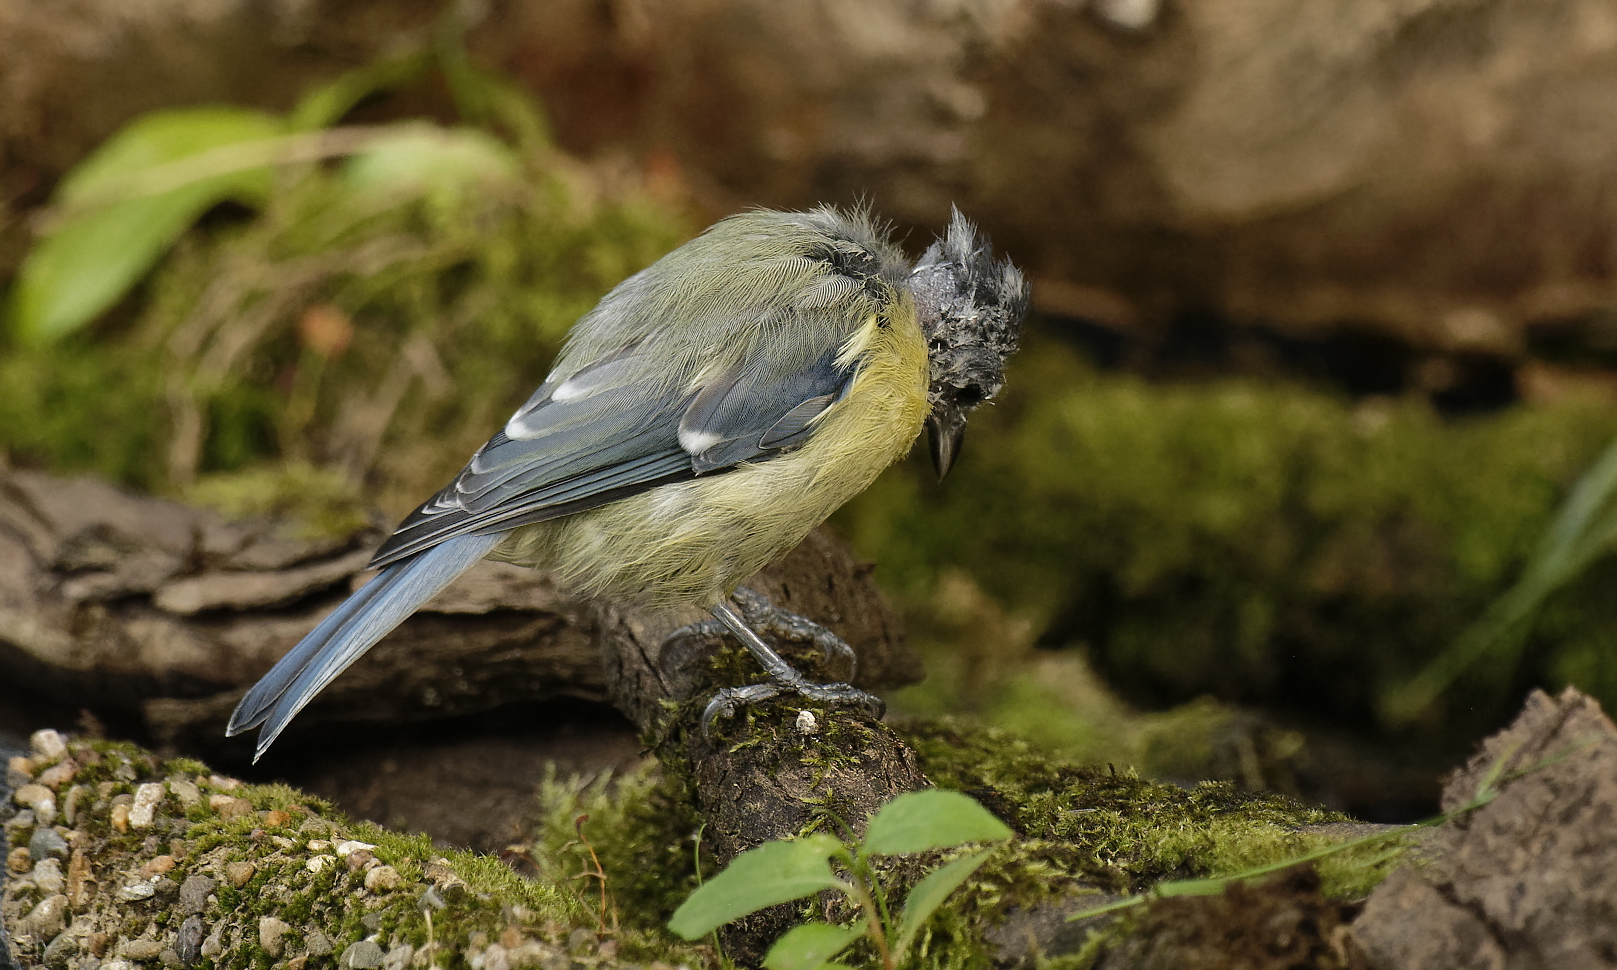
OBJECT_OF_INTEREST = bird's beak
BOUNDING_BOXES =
[927,401,968,480]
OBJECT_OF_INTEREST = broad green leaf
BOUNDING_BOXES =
[862,790,1012,856]
[667,834,848,940]
[764,919,868,970]
[891,848,996,959]
[10,107,283,344]
[340,124,519,200]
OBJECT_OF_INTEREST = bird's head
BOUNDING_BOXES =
[908,208,1029,478]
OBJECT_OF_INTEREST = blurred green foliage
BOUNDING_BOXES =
[0,154,685,515]
[837,340,1617,747]
[0,47,690,526]
[7,106,284,344]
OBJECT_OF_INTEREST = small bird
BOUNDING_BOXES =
[227,205,1027,760]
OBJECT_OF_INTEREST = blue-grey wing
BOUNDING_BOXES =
[369,335,854,568]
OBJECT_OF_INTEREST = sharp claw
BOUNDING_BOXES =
[700,680,884,738]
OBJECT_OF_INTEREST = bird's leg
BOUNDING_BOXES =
[697,590,884,736]
[730,586,858,678]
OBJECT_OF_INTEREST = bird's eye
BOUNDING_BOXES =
[956,384,986,407]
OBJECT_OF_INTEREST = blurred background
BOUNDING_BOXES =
[6,0,1617,840]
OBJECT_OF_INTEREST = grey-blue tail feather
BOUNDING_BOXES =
[226,533,501,761]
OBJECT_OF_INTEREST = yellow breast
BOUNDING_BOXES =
[498,302,930,610]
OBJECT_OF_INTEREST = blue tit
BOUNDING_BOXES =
[228,205,1026,760]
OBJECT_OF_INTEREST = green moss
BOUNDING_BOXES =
[838,337,1617,750]
[0,134,690,522]
[897,719,1351,898]
[528,762,715,961]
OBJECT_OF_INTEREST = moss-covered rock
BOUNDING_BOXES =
[3,720,1398,970]
[1,730,708,970]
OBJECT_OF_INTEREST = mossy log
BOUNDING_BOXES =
[593,587,931,965]
[0,467,920,761]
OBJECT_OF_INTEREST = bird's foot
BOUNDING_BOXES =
[701,674,885,738]
[729,586,858,678]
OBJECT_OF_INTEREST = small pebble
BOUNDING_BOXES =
[795,709,819,734]
[305,929,333,957]
[122,939,165,960]
[118,881,157,901]
[335,840,376,857]
[30,826,70,861]
[14,782,56,813]
[153,877,180,897]
[102,961,135,970]
[8,846,32,873]
[30,728,68,763]
[41,931,78,967]
[258,917,291,958]
[208,795,253,820]
[33,857,65,894]
[224,861,255,888]
[306,854,336,874]
[111,803,131,832]
[25,893,69,938]
[141,855,176,877]
[7,754,35,783]
[345,849,375,871]
[174,916,206,966]
[68,850,93,908]
[261,810,291,827]
[158,948,181,968]
[62,784,88,825]
[129,783,165,829]
[200,925,225,960]
[364,865,402,891]
[37,760,78,789]
[381,944,413,970]
[177,875,214,915]
[167,780,200,807]
[341,940,385,969]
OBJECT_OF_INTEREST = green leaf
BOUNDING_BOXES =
[764,920,868,970]
[9,107,283,345]
[862,790,1012,856]
[340,124,519,200]
[891,848,996,959]
[667,834,848,940]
